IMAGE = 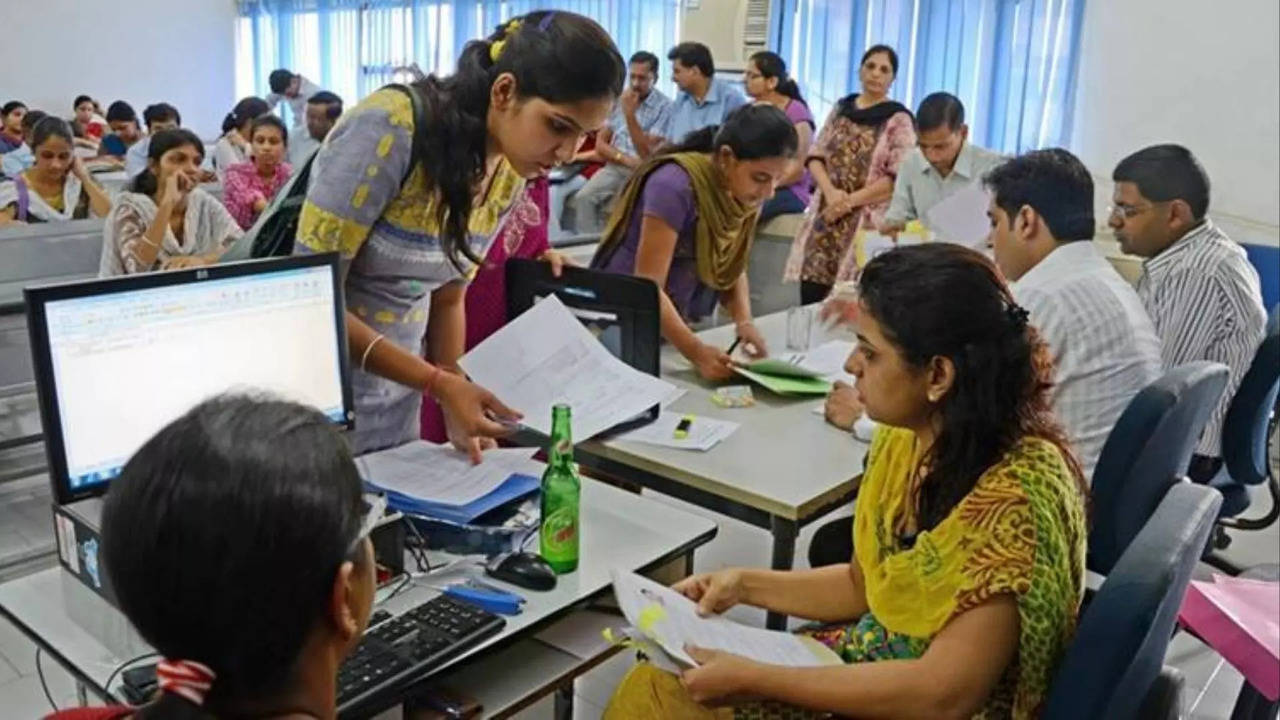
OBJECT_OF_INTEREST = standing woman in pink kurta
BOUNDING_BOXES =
[222,114,292,230]
[784,44,915,305]
[419,176,567,443]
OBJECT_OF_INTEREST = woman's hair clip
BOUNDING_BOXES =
[489,18,523,63]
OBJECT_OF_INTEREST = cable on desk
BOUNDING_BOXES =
[36,648,58,711]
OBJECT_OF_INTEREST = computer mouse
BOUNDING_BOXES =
[485,551,558,591]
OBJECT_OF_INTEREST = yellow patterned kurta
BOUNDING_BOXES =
[605,426,1086,720]
[853,426,1087,718]
[294,87,524,453]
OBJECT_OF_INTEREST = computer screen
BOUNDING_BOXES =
[25,255,352,503]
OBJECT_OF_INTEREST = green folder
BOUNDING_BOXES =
[742,358,825,379]
[732,367,832,396]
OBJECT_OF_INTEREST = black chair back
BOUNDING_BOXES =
[1089,361,1228,574]
[1044,482,1221,719]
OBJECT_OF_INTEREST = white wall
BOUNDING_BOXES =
[680,0,752,72]
[1070,0,1280,235]
[0,0,238,140]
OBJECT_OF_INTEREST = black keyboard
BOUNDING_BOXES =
[336,594,505,715]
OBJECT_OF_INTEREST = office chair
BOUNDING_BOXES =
[1202,306,1280,575]
[1088,361,1228,576]
[1042,482,1222,720]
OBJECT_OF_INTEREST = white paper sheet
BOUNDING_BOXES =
[925,181,992,249]
[611,570,839,668]
[357,442,539,506]
[461,295,678,442]
[781,340,855,379]
[860,230,897,263]
[616,413,740,451]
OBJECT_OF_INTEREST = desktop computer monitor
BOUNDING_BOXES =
[25,254,353,505]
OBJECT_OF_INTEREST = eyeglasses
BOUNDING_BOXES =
[1107,202,1157,220]
[346,493,388,557]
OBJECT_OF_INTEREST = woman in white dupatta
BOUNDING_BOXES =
[100,128,243,277]
[0,117,111,225]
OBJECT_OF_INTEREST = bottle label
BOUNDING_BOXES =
[541,505,578,556]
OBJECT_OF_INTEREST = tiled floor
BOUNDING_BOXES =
[1,482,1275,719]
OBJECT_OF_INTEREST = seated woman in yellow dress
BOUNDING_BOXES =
[606,242,1088,720]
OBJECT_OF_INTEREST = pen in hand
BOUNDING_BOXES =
[726,337,742,356]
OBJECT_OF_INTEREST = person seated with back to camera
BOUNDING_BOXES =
[42,394,379,720]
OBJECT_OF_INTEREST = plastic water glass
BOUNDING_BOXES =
[786,306,813,351]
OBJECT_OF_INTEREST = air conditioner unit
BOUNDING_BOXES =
[679,0,774,74]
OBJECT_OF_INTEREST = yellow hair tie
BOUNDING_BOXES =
[488,18,522,62]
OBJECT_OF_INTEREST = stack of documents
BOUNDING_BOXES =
[610,570,840,672]
[616,412,740,451]
[733,341,854,395]
[461,295,678,441]
[359,442,543,524]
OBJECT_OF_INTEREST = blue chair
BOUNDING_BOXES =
[1202,305,1280,574]
[1043,482,1222,720]
[1088,361,1229,575]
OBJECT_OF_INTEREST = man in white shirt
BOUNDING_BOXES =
[288,91,343,169]
[1109,144,1267,482]
[986,148,1163,482]
[266,69,321,130]
[882,93,1005,237]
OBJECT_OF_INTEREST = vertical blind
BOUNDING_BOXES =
[773,0,1087,154]
[235,0,682,121]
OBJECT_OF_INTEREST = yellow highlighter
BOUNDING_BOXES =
[673,414,695,440]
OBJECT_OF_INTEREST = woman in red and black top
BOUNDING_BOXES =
[47,395,376,720]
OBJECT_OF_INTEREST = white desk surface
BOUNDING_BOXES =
[585,310,868,521]
[0,478,716,705]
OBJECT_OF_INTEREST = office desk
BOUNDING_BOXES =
[577,309,867,629]
[0,478,717,718]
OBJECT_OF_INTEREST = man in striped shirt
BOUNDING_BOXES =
[1110,144,1267,481]
[986,149,1163,483]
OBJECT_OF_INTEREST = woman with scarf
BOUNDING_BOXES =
[605,244,1087,720]
[0,117,111,225]
[591,104,798,380]
[784,45,916,304]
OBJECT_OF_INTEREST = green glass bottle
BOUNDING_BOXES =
[539,403,581,574]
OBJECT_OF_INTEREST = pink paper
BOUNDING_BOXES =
[1179,575,1280,701]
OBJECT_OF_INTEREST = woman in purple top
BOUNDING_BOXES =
[591,104,798,381]
[744,52,814,224]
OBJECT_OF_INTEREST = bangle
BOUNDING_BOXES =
[424,365,442,397]
[360,334,386,371]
